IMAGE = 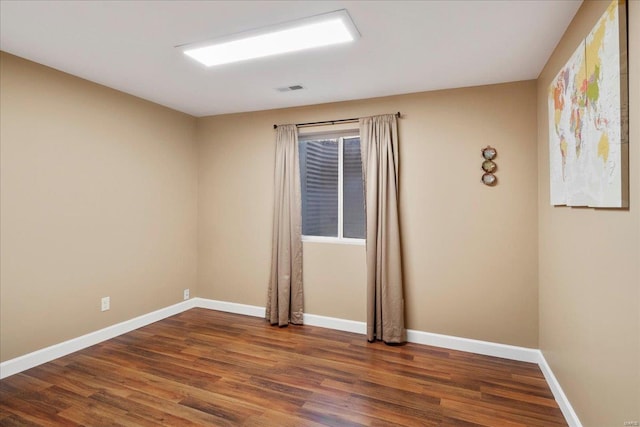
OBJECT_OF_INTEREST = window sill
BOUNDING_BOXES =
[302,235,365,246]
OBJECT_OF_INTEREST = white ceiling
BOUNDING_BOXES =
[0,0,581,117]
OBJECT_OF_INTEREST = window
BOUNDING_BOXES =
[299,131,365,244]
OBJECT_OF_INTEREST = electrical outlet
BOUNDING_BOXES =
[183,289,190,300]
[101,296,110,312]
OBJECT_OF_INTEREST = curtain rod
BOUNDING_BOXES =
[273,112,401,129]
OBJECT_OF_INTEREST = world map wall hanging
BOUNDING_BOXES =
[548,0,628,208]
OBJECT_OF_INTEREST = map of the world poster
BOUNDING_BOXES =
[548,0,628,207]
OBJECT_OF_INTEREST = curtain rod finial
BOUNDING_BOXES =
[273,124,278,129]
[396,112,401,118]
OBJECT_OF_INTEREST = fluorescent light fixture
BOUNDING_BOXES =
[181,9,359,67]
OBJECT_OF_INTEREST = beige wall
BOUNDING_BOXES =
[0,53,199,362]
[197,80,539,347]
[537,1,640,426]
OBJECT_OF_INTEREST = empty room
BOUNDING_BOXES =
[0,1,638,426]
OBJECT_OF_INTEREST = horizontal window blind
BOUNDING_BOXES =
[343,137,365,239]
[300,139,339,237]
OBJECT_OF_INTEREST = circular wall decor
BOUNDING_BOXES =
[482,160,497,173]
[482,146,497,160]
[482,173,497,186]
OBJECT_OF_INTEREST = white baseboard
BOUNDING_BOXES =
[536,351,583,427]
[194,299,539,363]
[193,297,265,318]
[406,329,540,363]
[0,299,196,379]
[303,313,366,334]
[0,296,580,427]
[192,299,367,334]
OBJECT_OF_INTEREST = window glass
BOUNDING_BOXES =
[299,133,365,242]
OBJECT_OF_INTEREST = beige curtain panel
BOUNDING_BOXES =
[360,114,406,344]
[266,124,304,326]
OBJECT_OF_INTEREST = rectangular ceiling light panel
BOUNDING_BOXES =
[183,9,359,67]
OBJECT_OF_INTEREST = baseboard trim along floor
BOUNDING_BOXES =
[0,297,582,426]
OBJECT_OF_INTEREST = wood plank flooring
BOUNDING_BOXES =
[0,308,567,426]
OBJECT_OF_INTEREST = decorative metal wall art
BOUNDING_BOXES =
[481,146,497,186]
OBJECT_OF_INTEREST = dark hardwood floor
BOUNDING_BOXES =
[0,308,567,426]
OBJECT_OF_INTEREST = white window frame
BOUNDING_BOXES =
[300,131,365,246]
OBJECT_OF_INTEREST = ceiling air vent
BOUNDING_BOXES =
[276,85,304,92]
